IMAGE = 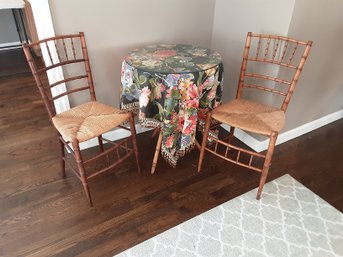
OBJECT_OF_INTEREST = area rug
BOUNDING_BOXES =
[114,174,343,257]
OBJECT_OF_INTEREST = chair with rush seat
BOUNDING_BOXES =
[198,32,312,199]
[23,32,140,206]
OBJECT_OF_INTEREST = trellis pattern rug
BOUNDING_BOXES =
[114,174,343,257]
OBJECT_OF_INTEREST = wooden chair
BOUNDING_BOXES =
[23,32,140,206]
[198,32,312,199]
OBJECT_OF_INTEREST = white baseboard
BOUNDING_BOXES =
[0,41,22,51]
[221,109,343,152]
[79,125,153,150]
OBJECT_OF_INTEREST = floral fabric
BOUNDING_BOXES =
[121,44,224,167]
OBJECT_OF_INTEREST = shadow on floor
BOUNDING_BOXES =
[0,48,31,77]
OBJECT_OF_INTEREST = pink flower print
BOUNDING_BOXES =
[208,88,216,100]
[166,86,177,98]
[153,50,177,58]
[165,134,174,148]
[186,99,199,109]
[187,83,198,99]
[183,115,197,135]
[198,84,204,94]
[159,83,165,92]
[139,86,151,107]
[177,116,185,131]
[154,83,165,99]
[203,78,211,88]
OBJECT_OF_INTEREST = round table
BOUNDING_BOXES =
[120,44,224,167]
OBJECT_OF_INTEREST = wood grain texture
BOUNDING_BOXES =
[0,49,31,77]
[0,51,342,257]
[22,33,140,206]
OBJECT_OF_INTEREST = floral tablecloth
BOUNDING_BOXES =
[120,44,224,167]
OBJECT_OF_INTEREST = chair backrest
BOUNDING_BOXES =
[236,32,312,112]
[22,32,96,118]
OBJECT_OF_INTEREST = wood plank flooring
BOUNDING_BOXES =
[0,49,31,77]
[0,52,342,257]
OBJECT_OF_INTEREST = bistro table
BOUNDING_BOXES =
[120,44,224,172]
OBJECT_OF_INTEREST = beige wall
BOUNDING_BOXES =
[0,9,20,44]
[210,0,295,102]
[49,0,216,107]
[283,0,343,131]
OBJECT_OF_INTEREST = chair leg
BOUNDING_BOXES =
[151,128,159,138]
[228,126,235,144]
[256,131,278,200]
[197,112,212,173]
[72,140,93,206]
[98,135,104,152]
[98,134,109,166]
[129,112,141,174]
[151,130,163,175]
[59,136,66,179]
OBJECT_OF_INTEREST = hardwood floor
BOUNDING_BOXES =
[0,54,342,256]
[0,49,31,77]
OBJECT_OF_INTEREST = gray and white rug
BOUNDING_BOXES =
[114,174,343,257]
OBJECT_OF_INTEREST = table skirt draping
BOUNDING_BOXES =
[120,57,224,167]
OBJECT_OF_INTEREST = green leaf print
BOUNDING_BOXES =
[138,75,147,85]
[155,102,164,119]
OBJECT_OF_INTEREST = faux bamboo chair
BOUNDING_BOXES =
[23,32,140,206]
[198,32,312,199]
